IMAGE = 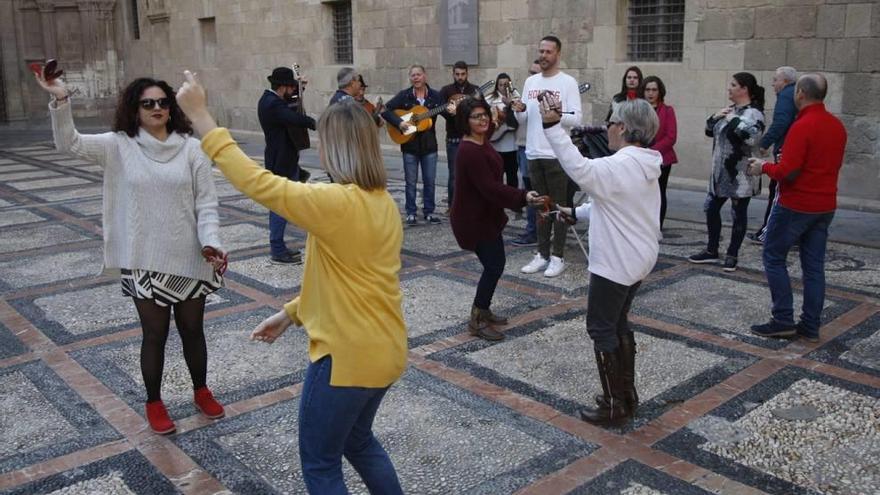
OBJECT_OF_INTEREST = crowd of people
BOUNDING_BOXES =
[33,30,848,492]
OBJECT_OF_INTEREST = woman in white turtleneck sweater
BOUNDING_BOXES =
[35,71,226,435]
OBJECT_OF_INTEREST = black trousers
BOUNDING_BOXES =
[704,193,751,257]
[586,273,641,352]
[659,165,672,228]
[473,235,506,310]
[757,179,777,235]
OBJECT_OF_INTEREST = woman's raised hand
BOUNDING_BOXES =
[33,70,68,100]
[176,70,218,136]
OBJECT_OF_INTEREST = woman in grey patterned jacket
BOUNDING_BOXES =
[689,72,765,272]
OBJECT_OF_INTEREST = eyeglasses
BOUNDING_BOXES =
[139,98,171,110]
[607,120,622,127]
[469,113,490,121]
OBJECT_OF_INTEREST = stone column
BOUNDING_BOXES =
[35,0,58,59]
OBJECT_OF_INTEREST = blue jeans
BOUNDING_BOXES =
[402,152,437,217]
[299,356,402,495]
[446,141,459,204]
[269,167,300,257]
[517,146,536,239]
[762,205,834,337]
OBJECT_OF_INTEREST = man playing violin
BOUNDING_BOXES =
[329,67,361,105]
[439,61,481,209]
[354,75,384,127]
[382,65,454,226]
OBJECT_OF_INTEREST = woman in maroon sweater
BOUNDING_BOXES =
[450,98,538,341]
[642,76,678,228]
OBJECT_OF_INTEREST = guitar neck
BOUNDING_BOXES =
[412,105,447,123]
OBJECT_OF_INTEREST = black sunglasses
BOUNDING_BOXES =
[139,98,171,110]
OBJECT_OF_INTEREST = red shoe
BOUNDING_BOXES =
[194,386,225,419]
[145,400,176,435]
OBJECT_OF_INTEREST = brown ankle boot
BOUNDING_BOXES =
[479,308,508,326]
[469,306,504,341]
[580,348,629,427]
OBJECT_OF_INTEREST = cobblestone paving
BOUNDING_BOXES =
[1,143,879,494]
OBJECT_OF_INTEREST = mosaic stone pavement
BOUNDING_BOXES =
[1,143,879,495]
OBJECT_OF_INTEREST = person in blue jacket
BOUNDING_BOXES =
[748,66,798,244]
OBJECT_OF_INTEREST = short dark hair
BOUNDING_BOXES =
[797,74,827,101]
[455,97,491,136]
[453,61,468,71]
[641,75,666,102]
[541,35,562,51]
[112,78,192,138]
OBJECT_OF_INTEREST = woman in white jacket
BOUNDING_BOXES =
[540,97,662,427]
[35,71,226,435]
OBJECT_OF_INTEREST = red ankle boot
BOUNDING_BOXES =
[194,386,225,419]
[145,400,176,435]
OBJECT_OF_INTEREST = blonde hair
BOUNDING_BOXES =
[318,100,387,190]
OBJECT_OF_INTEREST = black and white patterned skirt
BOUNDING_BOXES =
[121,269,222,307]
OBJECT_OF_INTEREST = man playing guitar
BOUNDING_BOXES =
[382,65,453,226]
[439,61,481,209]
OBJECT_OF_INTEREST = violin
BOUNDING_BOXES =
[358,96,384,127]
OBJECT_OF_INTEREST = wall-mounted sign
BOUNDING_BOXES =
[441,0,478,65]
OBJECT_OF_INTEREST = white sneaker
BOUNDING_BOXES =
[521,253,549,274]
[544,256,565,277]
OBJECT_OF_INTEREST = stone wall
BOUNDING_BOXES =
[1,0,877,203]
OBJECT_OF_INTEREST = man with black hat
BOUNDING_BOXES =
[258,67,316,264]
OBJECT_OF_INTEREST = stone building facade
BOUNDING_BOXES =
[1,0,878,203]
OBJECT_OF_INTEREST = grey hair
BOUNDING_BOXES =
[776,66,797,83]
[611,99,659,147]
[337,67,357,89]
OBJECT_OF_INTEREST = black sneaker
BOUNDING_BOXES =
[723,255,738,272]
[795,322,820,343]
[270,252,303,265]
[688,250,719,264]
[750,320,796,338]
[425,214,441,225]
[405,215,418,226]
[511,235,538,247]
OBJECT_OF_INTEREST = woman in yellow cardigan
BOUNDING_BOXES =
[177,71,406,494]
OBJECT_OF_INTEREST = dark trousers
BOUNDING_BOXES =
[446,141,459,203]
[763,205,834,338]
[518,146,537,239]
[529,158,571,258]
[658,165,672,228]
[757,179,778,235]
[586,273,641,353]
[473,235,506,310]
[500,150,518,189]
[704,193,751,257]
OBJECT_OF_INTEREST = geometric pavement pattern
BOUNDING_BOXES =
[1,143,878,495]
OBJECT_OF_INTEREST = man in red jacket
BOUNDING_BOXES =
[745,74,847,343]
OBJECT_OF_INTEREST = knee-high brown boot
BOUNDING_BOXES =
[593,334,638,416]
[580,347,629,426]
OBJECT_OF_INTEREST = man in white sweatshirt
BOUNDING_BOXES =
[512,36,582,278]
[540,96,662,427]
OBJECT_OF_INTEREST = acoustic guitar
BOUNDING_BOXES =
[386,80,495,145]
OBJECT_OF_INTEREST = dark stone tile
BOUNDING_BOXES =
[568,459,714,494]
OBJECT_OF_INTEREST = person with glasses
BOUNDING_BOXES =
[35,74,227,435]
[450,98,540,340]
[539,95,662,426]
